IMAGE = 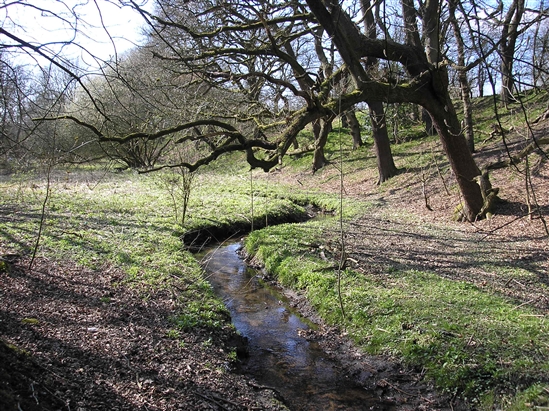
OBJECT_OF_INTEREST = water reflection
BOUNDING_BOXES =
[202,243,385,410]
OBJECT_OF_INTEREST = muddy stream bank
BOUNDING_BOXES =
[200,242,451,410]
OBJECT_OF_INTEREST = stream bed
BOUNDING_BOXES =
[201,242,385,410]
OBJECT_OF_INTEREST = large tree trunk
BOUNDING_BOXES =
[427,69,484,220]
[312,116,334,172]
[346,110,363,149]
[360,0,397,182]
[450,0,475,153]
[421,0,483,218]
[369,101,398,183]
[306,0,486,219]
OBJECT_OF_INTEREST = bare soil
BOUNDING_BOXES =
[1,122,548,411]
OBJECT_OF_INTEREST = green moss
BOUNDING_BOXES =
[4,342,29,356]
[0,260,9,273]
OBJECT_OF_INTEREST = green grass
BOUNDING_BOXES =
[0,169,241,334]
[466,89,549,145]
[244,220,549,407]
[237,90,549,408]
[2,86,548,409]
[0,167,350,333]
[181,172,308,233]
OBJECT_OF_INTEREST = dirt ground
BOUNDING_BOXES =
[1,123,548,410]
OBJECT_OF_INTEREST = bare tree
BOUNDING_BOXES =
[499,0,527,105]
[361,0,398,183]
[9,0,529,220]
[0,54,31,166]
[449,0,475,153]
[87,0,488,220]
[529,2,549,89]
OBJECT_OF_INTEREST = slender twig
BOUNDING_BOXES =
[477,211,538,240]
[524,147,549,236]
[525,153,532,217]
[250,168,254,232]
[421,171,433,211]
[336,114,346,322]
[512,297,540,311]
[29,162,52,270]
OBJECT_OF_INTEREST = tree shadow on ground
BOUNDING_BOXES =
[0,257,267,410]
[342,216,549,308]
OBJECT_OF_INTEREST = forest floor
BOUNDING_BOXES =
[261,122,549,312]
[1,121,548,411]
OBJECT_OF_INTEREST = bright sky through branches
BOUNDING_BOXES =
[1,0,147,68]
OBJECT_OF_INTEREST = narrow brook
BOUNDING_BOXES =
[201,242,383,411]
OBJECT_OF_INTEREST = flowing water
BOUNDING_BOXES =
[202,242,385,411]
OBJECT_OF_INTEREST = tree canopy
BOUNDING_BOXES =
[1,0,549,220]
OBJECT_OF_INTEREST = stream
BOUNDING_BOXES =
[201,242,384,410]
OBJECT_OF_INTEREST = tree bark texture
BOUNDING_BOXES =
[312,116,334,172]
[369,101,398,183]
[423,67,483,220]
[345,110,363,149]
[450,0,475,153]
[360,0,397,182]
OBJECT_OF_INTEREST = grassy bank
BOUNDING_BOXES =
[239,91,549,409]
[0,167,309,335]
[3,160,547,410]
[0,166,306,410]
[244,218,549,408]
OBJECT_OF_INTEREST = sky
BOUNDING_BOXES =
[1,0,149,68]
